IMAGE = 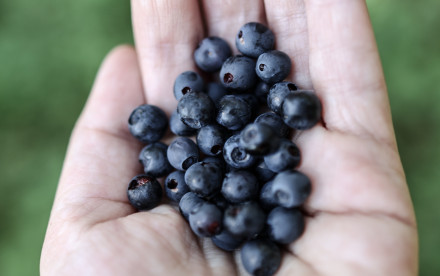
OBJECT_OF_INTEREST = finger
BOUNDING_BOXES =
[201,0,266,54]
[131,0,204,114]
[50,46,145,227]
[264,0,311,88]
[305,0,394,143]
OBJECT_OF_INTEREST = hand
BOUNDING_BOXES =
[40,0,418,275]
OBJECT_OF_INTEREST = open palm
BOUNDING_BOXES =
[41,0,418,275]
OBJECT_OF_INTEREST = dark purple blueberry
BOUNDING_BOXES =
[138,142,173,178]
[241,239,281,276]
[217,95,252,131]
[167,137,199,171]
[194,37,232,72]
[128,104,168,143]
[184,161,223,197]
[271,170,311,208]
[259,180,277,211]
[256,50,292,84]
[223,135,258,169]
[197,125,228,156]
[255,111,291,138]
[179,192,204,220]
[253,161,276,184]
[169,110,197,137]
[223,201,266,239]
[202,156,227,174]
[165,171,190,203]
[236,93,259,118]
[173,71,205,100]
[212,230,244,252]
[254,81,271,103]
[127,174,162,211]
[177,91,215,129]
[236,22,275,58]
[219,55,257,92]
[206,82,228,107]
[239,123,279,155]
[267,207,305,244]
[267,81,298,114]
[282,90,322,130]
[264,139,301,172]
[209,193,229,210]
[189,202,223,237]
[221,170,259,203]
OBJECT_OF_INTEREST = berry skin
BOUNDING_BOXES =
[165,171,190,202]
[221,170,259,203]
[179,192,204,220]
[254,81,271,104]
[201,156,227,174]
[259,180,277,211]
[217,95,252,131]
[256,50,292,84]
[267,81,298,114]
[194,37,232,72]
[253,161,276,184]
[236,22,275,58]
[128,104,168,143]
[173,71,205,100]
[223,134,258,169]
[241,239,281,276]
[236,93,259,119]
[167,137,199,171]
[264,138,301,173]
[223,201,266,239]
[266,207,305,244]
[282,90,322,130]
[189,202,223,238]
[239,123,279,155]
[138,142,173,178]
[196,125,228,156]
[255,111,291,138]
[212,230,244,251]
[271,170,311,208]
[127,174,162,211]
[206,82,228,107]
[177,91,215,129]
[184,161,224,197]
[169,110,196,137]
[219,55,257,92]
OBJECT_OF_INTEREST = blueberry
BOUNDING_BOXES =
[127,174,162,211]
[184,161,223,197]
[282,90,322,130]
[267,81,298,114]
[236,22,275,58]
[194,37,232,72]
[255,111,291,138]
[223,134,258,169]
[189,202,223,237]
[206,82,228,107]
[217,95,252,131]
[221,170,259,203]
[128,104,168,143]
[219,55,257,92]
[196,125,228,156]
[138,142,173,178]
[241,239,281,276]
[253,161,276,184]
[267,207,305,244]
[173,71,205,100]
[259,180,277,211]
[169,110,196,137]
[165,171,190,202]
[264,139,301,173]
[209,193,229,210]
[236,93,259,119]
[223,201,266,239]
[177,91,215,129]
[212,230,243,252]
[201,156,227,174]
[239,123,279,155]
[254,81,271,104]
[179,192,204,220]
[167,137,199,171]
[271,170,311,208]
[256,50,292,84]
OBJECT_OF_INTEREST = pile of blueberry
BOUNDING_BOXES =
[126,22,321,276]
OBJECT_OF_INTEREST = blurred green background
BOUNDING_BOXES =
[0,0,438,275]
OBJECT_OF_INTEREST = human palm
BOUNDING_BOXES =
[41,0,418,275]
